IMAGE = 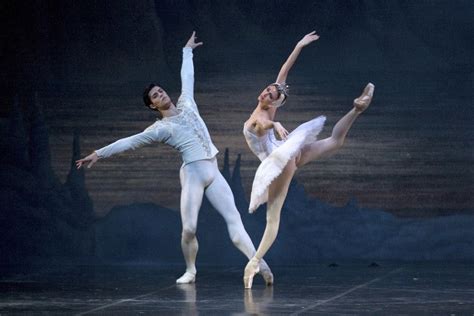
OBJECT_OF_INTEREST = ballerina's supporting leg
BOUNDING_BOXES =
[256,160,297,259]
[244,159,297,288]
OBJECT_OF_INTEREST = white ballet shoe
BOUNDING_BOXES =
[244,257,260,289]
[354,83,375,113]
[259,260,274,286]
[176,271,196,284]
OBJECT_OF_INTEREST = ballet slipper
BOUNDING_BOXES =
[259,260,274,286]
[176,271,196,284]
[354,83,375,113]
[244,257,260,289]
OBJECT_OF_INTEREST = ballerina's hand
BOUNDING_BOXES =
[76,152,99,169]
[274,122,289,140]
[185,31,203,49]
[297,31,320,48]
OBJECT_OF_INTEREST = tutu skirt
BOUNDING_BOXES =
[247,115,326,213]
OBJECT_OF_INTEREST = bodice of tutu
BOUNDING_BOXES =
[243,127,284,161]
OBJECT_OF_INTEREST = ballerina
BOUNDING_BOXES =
[242,31,374,288]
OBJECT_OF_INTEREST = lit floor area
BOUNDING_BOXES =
[1,262,473,315]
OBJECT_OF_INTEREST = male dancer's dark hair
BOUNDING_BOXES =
[142,83,159,110]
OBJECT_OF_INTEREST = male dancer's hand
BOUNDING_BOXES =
[296,31,320,48]
[185,31,203,49]
[76,152,98,169]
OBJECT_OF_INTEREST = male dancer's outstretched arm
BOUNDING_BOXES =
[76,126,169,169]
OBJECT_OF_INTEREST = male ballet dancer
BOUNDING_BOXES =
[77,32,273,285]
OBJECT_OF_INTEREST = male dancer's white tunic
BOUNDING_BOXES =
[95,47,218,163]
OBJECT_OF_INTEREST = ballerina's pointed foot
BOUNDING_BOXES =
[259,260,274,286]
[244,257,260,289]
[354,83,375,113]
[176,271,196,284]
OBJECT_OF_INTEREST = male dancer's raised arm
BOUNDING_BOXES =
[181,32,202,98]
[178,31,202,111]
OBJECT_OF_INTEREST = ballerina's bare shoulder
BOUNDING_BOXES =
[244,108,274,137]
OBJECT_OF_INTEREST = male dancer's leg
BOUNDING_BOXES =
[204,162,274,284]
[177,164,205,284]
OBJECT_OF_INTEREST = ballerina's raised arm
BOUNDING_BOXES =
[275,31,320,84]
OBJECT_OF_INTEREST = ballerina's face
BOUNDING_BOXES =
[258,85,279,105]
[148,86,171,110]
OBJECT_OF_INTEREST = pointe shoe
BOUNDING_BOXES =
[244,257,260,289]
[258,260,274,286]
[354,83,375,113]
[176,271,196,284]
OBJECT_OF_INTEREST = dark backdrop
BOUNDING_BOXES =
[0,0,473,263]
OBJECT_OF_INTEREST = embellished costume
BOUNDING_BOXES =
[95,47,218,165]
[243,116,326,212]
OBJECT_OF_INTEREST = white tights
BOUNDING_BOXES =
[178,158,261,279]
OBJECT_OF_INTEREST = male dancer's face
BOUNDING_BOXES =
[258,85,279,105]
[148,86,172,110]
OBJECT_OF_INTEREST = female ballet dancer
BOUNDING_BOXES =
[242,31,374,288]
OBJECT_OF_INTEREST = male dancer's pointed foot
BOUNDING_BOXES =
[176,270,196,284]
[354,83,375,113]
[244,257,260,289]
[259,259,274,286]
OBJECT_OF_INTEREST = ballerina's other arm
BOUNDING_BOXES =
[255,118,289,140]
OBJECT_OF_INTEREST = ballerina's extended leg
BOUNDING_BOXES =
[297,83,375,166]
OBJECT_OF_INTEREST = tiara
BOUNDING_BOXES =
[272,82,290,97]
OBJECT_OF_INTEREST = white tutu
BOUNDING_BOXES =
[246,116,326,213]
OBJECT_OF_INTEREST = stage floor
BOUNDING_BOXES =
[1,262,473,315]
